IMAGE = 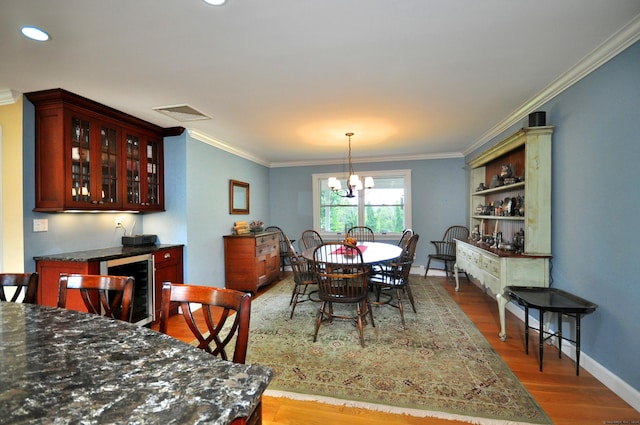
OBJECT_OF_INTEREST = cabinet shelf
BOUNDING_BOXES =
[472,215,524,221]
[472,181,525,196]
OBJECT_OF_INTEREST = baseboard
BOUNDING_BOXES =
[505,301,640,412]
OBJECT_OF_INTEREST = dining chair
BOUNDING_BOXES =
[347,226,375,242]
[287,238,317,318]
[397,228,414,249]
[57,274,134,322]
[0,272,39,304]
[264,225,293,273]
[370,234,419,328]
[425,225,469,279]
[160,282,251,364]
[301,229,323,251]
[312,242,374,347]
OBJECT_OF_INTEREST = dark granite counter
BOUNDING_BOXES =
[33,244,184,262]
[0,302,273,424]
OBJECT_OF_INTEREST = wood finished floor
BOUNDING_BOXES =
[157,275,639,425]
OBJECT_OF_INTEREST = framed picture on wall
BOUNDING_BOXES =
[229,179,250,214]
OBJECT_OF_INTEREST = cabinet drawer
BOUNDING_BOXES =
[480,254,501,278]
[256,243,277,257]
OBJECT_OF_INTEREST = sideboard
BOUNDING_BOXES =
[224,231,280,293]
[455,126,553,341]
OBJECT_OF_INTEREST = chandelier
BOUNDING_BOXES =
[327,132,374,198]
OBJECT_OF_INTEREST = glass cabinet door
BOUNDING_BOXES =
[125,133,142,206]
[70,117,92,204]
[145,139,162,208]
[124,129,163,210]
[100,124,119,206]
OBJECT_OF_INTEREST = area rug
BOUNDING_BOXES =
[244,276,551,424]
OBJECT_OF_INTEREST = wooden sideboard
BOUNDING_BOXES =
[34,245,183,325]
[224,232,280,293]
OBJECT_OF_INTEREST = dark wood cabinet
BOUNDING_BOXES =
[26,88,170,212]
[153,246,184,320]
[224,232,280,293]
[35,246,184,325]
[35,260,99,310]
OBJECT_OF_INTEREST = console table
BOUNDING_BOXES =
[505,286,598,376]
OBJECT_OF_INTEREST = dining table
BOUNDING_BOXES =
[0,301,273,425]
[301,241,403,265]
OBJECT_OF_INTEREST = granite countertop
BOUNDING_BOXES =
[34,244,184,262]
[0,302,273,424]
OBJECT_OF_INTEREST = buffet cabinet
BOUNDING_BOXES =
[34,245,183,326]
[455,126,553,340]
[455,240,549,340]
[25,88,171,212]
[224,232,280,293]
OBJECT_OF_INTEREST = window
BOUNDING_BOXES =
[312,170,411,238]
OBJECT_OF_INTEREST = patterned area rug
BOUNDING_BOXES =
[245,276,551,424]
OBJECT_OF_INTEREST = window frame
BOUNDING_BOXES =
[312,169,412,240]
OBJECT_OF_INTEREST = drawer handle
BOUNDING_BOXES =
[164,252,171,259]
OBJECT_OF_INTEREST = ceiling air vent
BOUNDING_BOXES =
[152,104,210,122]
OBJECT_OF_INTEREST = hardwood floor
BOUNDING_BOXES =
[158,275,639,425]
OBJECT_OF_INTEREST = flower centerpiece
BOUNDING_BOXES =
[250,220,264,233]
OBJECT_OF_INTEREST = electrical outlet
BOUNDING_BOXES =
[33,219,48,232]
[115,217,123,228]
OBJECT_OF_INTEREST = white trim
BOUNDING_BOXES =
[186,128,270,167]
[0,89,20,106]
[311,170,411,238]
[270,152,463,168]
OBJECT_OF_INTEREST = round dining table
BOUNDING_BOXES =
[302,241,403,264]
[0,301,273,425]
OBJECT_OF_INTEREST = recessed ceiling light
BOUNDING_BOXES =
[203,0,226,5]
[21,26,50,42]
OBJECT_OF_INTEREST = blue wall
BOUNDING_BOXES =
[268,157,468,267]
[467,40,640,391]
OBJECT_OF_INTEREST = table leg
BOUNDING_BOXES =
[524,305,529,355]
[557,312,562,359]
[453,263,460,292]
[539,309,544,372]
[576,314,582,376]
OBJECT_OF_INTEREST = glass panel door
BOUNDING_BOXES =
[100,125,119,205]
[71,117,91,203]
[126,133,141,205]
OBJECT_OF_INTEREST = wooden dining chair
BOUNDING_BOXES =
[287,238,317,318]
[265,225,293,273]
[57,274,134,322]
[397,228,414,249]
[301,229,323,251]
[425,225,469,278]
[347,226,375,242]
[0,272,39,304]
[370,234,419,328]
[160,282,252,364]
[312,242,374,347]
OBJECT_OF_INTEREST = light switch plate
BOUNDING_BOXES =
[33,218,48,232]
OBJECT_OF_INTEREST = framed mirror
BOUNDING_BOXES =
[229,179,250,214]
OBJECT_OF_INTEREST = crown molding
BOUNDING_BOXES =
[269,152,463,168]
[464,13,640,156]
[0,89,21,106]
[186,128,270,167]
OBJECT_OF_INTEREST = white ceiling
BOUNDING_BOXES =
[2,0,640,167]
